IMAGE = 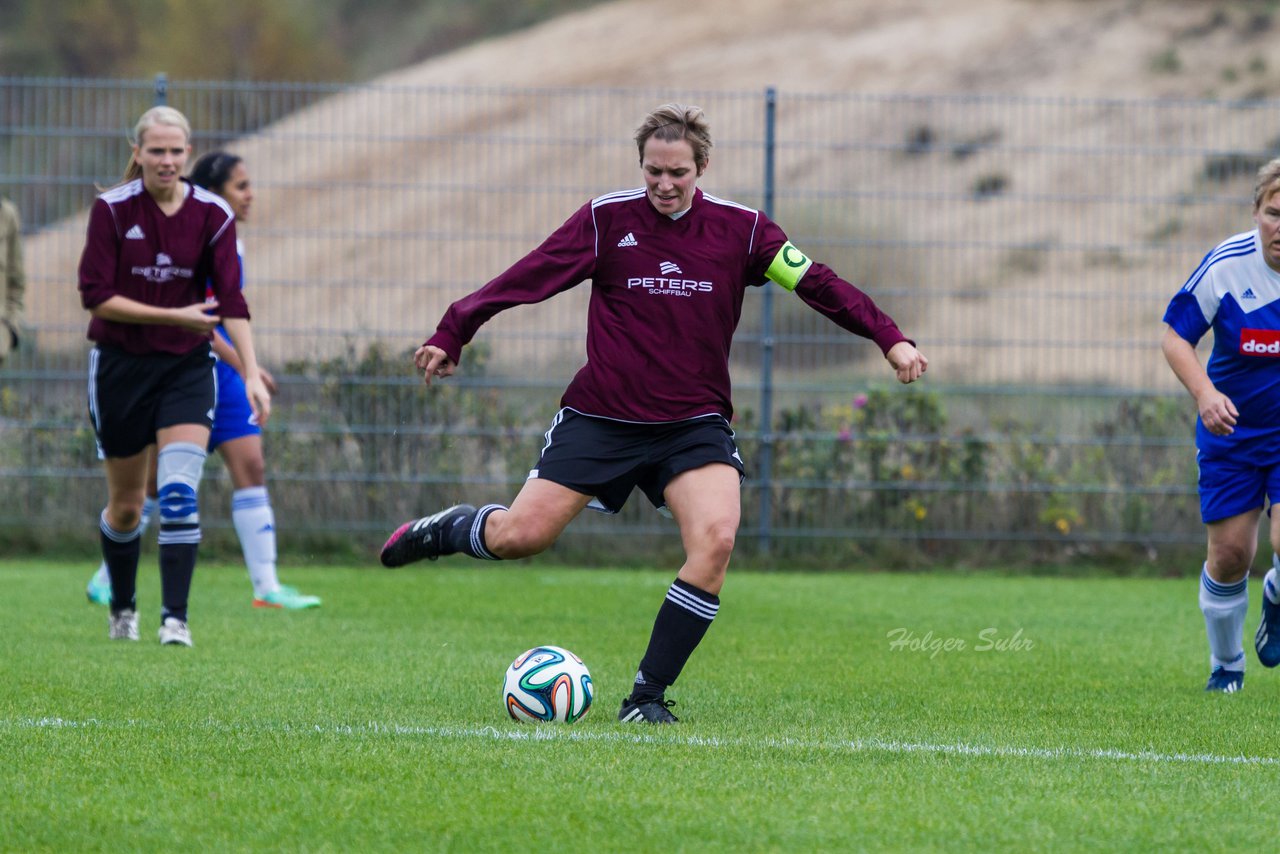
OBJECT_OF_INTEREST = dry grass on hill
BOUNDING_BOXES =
[27,0,1280,388]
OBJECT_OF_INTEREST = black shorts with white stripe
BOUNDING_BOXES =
[88,342,215,459]
[530,408,745,514]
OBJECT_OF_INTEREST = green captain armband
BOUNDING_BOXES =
[765,241,813,291]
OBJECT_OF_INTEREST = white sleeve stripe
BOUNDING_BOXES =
[700,192,757,214]
[209,218,233,245]
[1182,246,1256,296]
[591,205,600,258]
[191,185,235,216]
[99,180,143,203]
[591,188,646,208]
[1180,233,1255,293]
[192,185,236,246]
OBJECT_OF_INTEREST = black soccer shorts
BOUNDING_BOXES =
[88,343,215,459]
[531,407,745,514]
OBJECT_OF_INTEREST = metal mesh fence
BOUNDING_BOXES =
[2,76,1277,563]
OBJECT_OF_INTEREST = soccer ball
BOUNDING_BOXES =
[502,645,593,723]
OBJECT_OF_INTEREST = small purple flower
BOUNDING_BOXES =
[853,393,868,409]
[838,427,852,443]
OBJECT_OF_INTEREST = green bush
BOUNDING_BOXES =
[0,346,1205,571]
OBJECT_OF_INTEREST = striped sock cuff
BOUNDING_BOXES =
[1263,558,1280,605]
[232,486,271,512]
[667,578,719,622]
[159,523,202,546]
[1201,568,1247,599]
[99,510,142,543]
[470,504,505,561]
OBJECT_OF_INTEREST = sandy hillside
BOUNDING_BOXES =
[28,0,1280,388]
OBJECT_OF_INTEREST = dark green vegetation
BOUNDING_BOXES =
[0,0,607,82]
[0,342,1206,569]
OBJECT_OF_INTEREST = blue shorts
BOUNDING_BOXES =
[208,357,261,452]
[1198,450,1280,524]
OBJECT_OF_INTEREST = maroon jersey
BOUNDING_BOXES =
[79,179,249,355]
[428,187,908,422]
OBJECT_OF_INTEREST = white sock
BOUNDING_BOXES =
[1200,565,1248,672]
[232,487,279,597]
[92,496,157,587]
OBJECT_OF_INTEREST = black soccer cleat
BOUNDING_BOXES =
[379,504,476,567]
[618,696,679,724]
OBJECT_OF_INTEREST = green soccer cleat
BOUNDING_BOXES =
[253,584,321,610]
[86,572,112,606]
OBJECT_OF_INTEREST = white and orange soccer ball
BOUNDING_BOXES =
[502,645,593,723]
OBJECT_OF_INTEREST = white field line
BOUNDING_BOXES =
[7,716,1280,768]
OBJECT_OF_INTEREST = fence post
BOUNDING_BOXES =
[758,86,777,555]
[153,72,168,105]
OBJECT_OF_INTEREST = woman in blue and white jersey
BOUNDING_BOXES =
[1163,158,1280,693]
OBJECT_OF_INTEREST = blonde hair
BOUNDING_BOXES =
[1253,158,1280,210]
[121,106,192,183]
[634,104,712,174]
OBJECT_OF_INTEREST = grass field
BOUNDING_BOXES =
[2,558,1277,851]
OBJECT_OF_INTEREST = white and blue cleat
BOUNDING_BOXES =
[1255,579,1280,668]
[1205,666,1243,693]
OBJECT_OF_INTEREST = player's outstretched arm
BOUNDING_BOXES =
[886,340,928,384]
[414,343,455,387]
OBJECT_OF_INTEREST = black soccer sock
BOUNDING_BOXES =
[631,578,720,703]
[446,503,506,560]
[158,542,197,623]
[99,510,142,613]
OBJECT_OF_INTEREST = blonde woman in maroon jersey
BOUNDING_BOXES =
[80,106,270,647]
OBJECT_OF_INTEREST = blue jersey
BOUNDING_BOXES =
[205,239,260,450]
[1164,229,1280,457]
